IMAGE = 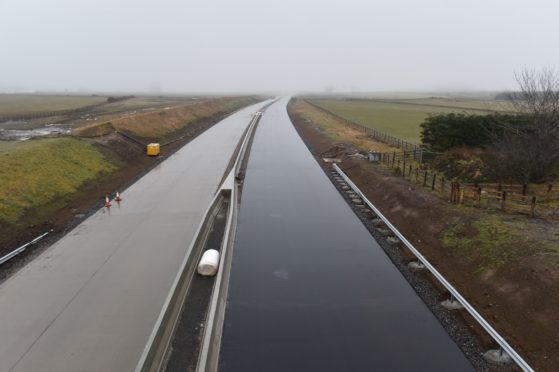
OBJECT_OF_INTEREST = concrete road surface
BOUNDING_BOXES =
[219,98,474,371]
[0,101,267,372]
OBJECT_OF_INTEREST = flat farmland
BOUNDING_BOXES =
[307,97,511,144]
[0,94,107,115]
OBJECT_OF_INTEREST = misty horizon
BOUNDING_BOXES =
[1,0,558,94]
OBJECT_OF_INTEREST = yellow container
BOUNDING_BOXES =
[146,143,160,156]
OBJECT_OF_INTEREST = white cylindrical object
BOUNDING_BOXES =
[197,249,220,276]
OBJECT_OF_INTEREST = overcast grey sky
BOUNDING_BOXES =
[1,0,558,93]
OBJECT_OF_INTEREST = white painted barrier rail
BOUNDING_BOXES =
[0,230,52,266]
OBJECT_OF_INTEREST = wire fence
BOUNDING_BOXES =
[304,99,422,152]
[302,98,558,217]
[380,151,558,218]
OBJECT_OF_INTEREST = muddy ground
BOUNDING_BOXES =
[289,106,559,371]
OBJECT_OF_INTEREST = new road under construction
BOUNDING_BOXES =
[0,98,533,371]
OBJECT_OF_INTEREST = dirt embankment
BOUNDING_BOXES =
[0,97,260,275]
[288,98,559,371]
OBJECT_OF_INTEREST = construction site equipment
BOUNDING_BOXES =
[147,143,160,156]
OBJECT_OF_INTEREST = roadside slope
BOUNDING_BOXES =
[0,96,259,264]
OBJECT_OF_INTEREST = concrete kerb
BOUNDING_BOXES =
[195,177,237,372]
[197,109,265,372]
[134,190,226,372]
[196,105,269,372]
[134,107,266,372]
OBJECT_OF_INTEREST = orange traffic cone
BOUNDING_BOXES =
[104,194,112,208]
[115,192,122,202]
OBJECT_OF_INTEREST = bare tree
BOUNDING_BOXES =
[486,68,559,183]
[510,67,559,136]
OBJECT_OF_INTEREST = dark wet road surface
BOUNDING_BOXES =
[219,98,474,371]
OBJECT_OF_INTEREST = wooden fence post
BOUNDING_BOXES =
[423,170,428,187]
[397,159,401,173]
[501,191,507,211]
[415,168,419,183]
[392,151,396,168]
[450,182,455,203]
[408,164,412,178]
[431,173,437,191]
[522,183,527,196]
[402,151,406,174]
[477,187,482,208]
[530,196,537,217]
[441,177,445,193]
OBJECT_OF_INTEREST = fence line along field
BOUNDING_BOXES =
[380,150,558,218]
[307,96,511,144]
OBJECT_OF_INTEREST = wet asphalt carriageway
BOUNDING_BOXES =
[219,98,474,371]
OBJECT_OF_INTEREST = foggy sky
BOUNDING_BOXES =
[1,0,558,94]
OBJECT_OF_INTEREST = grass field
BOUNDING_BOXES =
[0,95,258,230]
[389,97,513,112]
[308,97,510,144]
[0,94,107,115]
[74,96,256,139]
[0,138,117,225]
[288,99,398,153]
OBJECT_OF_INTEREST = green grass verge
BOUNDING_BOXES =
[439,213,558,272]
[0,138,118,224]
[441,216,518,271]
[308,98,503,144]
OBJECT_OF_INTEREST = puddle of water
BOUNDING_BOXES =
[0,126,70,141]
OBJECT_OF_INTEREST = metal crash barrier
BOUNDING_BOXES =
[333,163,534,372]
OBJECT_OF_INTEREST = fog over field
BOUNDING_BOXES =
[1,0,558,93]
